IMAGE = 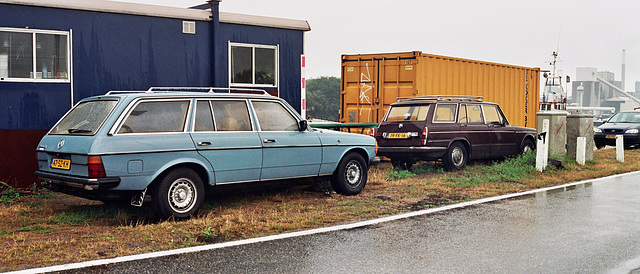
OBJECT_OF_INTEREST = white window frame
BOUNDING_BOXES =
[0,27,71,83]
[228,42,278,88]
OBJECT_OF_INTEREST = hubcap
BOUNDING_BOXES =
[452,147,464,167]
[168,178,196,214]
[345,160,361,186]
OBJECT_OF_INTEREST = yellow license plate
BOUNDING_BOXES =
[387,132,408,139]
[51,158,71,170]
[606,135,616,139]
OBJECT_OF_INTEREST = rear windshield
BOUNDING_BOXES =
[50,100,118,135]
[608,112,640,123]
[384,105,430,122]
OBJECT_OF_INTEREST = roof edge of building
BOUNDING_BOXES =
[0,0,311,31]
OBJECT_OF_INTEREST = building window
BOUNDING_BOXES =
[230,43,278,87]
[0,27,70,81]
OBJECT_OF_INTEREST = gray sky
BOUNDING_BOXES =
[119,0,640,93]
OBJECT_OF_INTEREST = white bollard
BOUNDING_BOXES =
[616,135,624,162]
[536,137,545,171]
[576,137,586,165]
[536,119,550,172]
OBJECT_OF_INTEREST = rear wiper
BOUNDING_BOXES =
[68,128,92,133]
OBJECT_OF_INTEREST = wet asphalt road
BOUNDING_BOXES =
[48,171,640,273]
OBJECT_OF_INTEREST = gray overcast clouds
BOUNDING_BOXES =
[120,0,640,93]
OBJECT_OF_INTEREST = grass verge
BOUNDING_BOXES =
[1,148,638,271]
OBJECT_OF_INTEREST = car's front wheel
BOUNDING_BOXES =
[151,168,204,219]
[443,142,468,171]
[520,138,535,154]
[331,152,368,196]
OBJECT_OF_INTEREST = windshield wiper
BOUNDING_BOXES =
[67,128,93,133]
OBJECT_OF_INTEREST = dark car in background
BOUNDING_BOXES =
[373,96,537,171]
[594,110,640,149]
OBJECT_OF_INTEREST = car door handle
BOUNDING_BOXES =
[263,139,277,143]
[198,141,212,146]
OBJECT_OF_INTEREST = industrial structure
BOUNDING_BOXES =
[569,49,640,116]
[0,0,310,187]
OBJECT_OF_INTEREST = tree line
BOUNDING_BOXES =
[306,76,340,121]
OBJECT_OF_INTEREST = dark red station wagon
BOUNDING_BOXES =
[373,96,537,170]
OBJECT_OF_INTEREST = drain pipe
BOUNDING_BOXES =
[210,0,222,87]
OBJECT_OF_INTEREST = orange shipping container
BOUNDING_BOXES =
[341,51,540,128]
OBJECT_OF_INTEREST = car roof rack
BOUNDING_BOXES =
[106,87,270,95]
[397,95,484,102]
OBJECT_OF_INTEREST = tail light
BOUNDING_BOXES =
[373,128,382,137]
[88,156,106,178]
[421,127,428,145]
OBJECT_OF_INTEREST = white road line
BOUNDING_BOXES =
[10,170,640,274]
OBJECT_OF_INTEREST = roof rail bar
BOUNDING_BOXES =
[106,87,270,95]
[147,87,269,95]
[397,95,484,102]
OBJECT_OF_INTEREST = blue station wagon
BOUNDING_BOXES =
[35,88,379,218]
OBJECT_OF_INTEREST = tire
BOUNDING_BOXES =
[520,138,535,154]
[442,142,468,171]
[151,168,204,219]
[330,152,368,196]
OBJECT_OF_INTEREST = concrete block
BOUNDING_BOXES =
[537,111,568,159]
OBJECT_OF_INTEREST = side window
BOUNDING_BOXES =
[467,104,484,123]
[195,100,215,132]
[230,43,278,87]
[483,105,503,124]
[0,28,70,81]
[433,104,457,123]
[252,101,299,131]
[459,105,468,123]
[211,100,252,131]
[119,100,189,133]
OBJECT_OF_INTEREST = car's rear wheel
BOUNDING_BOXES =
[151,168,204,219]
[331,152,367,196]
[443,142,467,171]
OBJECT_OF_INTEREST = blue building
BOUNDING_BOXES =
[0,0,310,187]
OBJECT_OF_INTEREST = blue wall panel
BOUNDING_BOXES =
[0,3,213,129]
[0,83,70,129]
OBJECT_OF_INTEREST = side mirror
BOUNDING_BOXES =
[299,120,308,131]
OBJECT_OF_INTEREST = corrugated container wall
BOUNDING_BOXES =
[341,51,540,128]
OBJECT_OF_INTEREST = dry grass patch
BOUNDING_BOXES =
[1,148,638,271]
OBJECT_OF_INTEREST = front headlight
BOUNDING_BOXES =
[594,128,602,133]
[626,129,639,134]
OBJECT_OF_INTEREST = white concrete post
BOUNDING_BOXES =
[576,137,586,165]
[536,119,550,172]
[616,135,624,162]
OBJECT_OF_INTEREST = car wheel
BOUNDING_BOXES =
[443,142,467,171]
[331,152,368,196]
[595,143,605,149]
[520,138,535,154]
[151,168,204,219]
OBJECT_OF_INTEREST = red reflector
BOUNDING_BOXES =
[88,156,106,178]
